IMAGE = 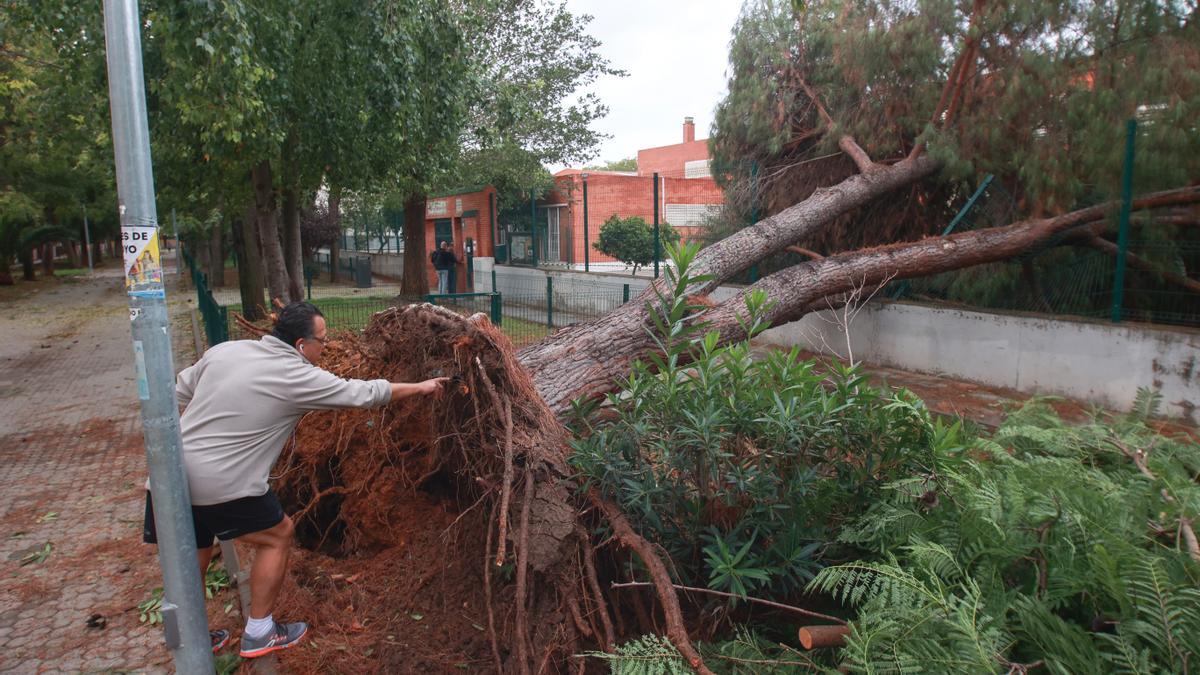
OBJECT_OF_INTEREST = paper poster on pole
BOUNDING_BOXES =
[122,226,164,297]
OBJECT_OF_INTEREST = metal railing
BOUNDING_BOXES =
[181,247,229,346]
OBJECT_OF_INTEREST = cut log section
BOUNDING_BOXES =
[799,624,850,650]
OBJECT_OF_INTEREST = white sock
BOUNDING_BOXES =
[245,614,274,639]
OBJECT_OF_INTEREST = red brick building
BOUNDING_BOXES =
[541,168,723,267]
[533,117,723,268]
[636,117,713,178]
[421,118,723,274]
[421,186,497,292]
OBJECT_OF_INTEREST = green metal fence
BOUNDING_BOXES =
[891,120,1199,329]
[214,286,627,348]
[181,247,229,346]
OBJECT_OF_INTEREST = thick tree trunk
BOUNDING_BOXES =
[329,186,342,283]
[401,193,428,296]
[77,220,89,268]
[0,266,12,285]
[197,235,211,278]
[520,184,1200,413]
[282,186,304,302]
[234,201,267,321]
[22,247,35,280]
[40,243,54,274]
[207,221,224,287]
[519,153,940,411]
[252,160,291,306]
[92,239,103,264]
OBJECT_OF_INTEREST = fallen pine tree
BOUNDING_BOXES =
[266,237,1197,673]
[262,2,1200,670]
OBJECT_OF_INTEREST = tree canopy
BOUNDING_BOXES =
[584,157,638,172]
[713,0,1200,238]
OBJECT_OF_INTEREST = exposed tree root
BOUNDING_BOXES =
[273,303,711,672]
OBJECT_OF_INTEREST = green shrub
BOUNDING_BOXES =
[593,215,680,274]
[570,243,946,600]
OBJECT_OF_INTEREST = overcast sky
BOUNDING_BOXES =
[561,0,744,168]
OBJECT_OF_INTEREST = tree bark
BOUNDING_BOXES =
[519,185,1200,412]
[519,153,940,411]
[21,247,35,280]
[401,192,428,296]
[40,243,54,274]
[252,160,290,306]
[234,200,267,321]
[329,186,342,283]
[282,186,304,302]
[207,220,224,287]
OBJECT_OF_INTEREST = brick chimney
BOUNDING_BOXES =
[683,116,695,143]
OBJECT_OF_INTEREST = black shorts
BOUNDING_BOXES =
[143,490,285,549]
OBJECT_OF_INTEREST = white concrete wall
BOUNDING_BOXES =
[759,302,1199,422]
[478,266,1199,420]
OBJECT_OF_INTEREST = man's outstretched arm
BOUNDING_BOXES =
[389,378,447,402]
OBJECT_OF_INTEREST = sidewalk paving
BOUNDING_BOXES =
[0,264,198,674]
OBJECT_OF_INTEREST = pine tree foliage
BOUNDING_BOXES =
[706,1,1200,315]
[812,398,1200,673]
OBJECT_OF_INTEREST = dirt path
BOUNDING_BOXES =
[753,345,1198,438]
[0,263,200,673]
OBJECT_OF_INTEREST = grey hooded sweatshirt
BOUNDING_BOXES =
[164,335,391,505]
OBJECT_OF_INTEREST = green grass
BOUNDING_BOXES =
[52,268,89,278]
[496,315,552,347]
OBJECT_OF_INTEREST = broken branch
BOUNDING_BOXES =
[610,581,847,625]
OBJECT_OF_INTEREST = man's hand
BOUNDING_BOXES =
[417,377,449,396]
[390,377,449,402]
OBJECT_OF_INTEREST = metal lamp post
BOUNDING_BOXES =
[102,0,213,670]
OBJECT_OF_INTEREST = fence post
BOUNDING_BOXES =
[582,174,590,272]
[652,172,660,279]
[491,268,497,294]
[491,292,502,326]
[1111,118,1137,324]
[623,283,630,304]
[546,275,553,328]
[305,266,313,300]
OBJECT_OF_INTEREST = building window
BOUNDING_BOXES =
[664,203,720,227]
[684,159,712,179]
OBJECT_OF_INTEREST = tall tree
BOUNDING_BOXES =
[1,4,117,279]
[399,0,624,295]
